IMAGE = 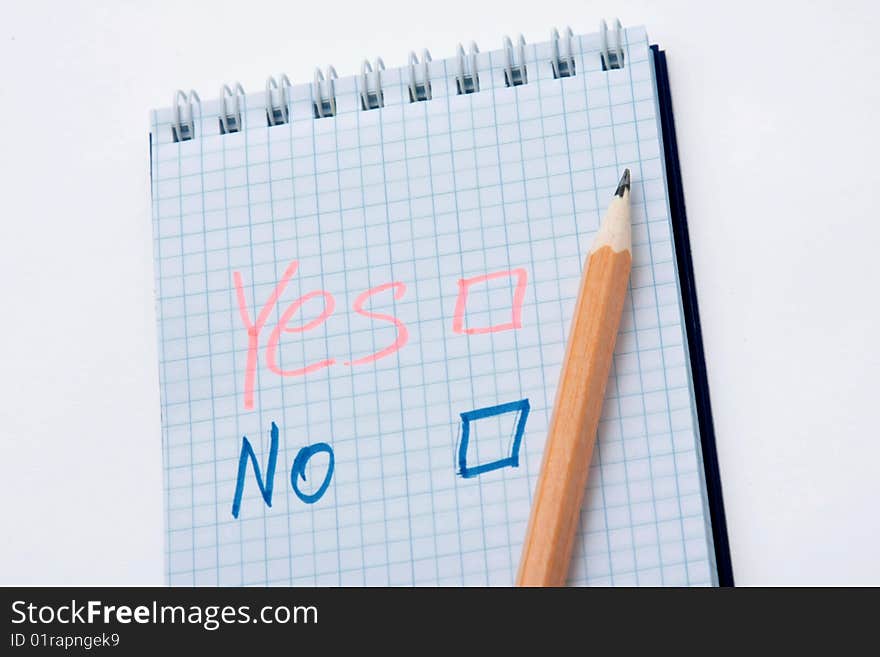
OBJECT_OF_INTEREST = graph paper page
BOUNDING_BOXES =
[150,26,718,586]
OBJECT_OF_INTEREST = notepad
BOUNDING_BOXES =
[149,22,731,586]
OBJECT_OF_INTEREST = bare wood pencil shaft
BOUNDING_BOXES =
[517,179,631,587]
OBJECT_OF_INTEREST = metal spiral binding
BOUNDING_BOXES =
[172,89,200,142]
[313,67,338,118]
[169,22,628,142]
[219,83,246,134]
[502,35,527,87]
[265,75,291,126]
[600,18,625,70]
[551,27,575,79]
[407,50,432,102]
[455,42,480,94]
[360,59,385,110]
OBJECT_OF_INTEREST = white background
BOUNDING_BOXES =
[1,0,878,586]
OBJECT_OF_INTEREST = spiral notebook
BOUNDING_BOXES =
[149,21,732,586]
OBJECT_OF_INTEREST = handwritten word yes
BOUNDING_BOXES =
[234,260,408,410]
[233,261,529,412]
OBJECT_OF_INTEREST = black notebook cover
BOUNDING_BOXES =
[652,45,734,587]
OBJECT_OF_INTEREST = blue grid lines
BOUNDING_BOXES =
[150,27,716,587]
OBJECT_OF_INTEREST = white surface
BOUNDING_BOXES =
[1,0,878,585]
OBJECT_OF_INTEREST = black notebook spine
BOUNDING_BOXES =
[651,45,734,587]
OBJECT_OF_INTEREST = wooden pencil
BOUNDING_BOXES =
[517,169,633,587]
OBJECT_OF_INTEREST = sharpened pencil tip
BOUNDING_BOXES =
[614,169,631,197]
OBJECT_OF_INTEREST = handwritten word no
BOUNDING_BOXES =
[234,260,528,411]
[231,421,335,519]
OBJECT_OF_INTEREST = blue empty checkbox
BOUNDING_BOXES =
[457,399,530,478]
